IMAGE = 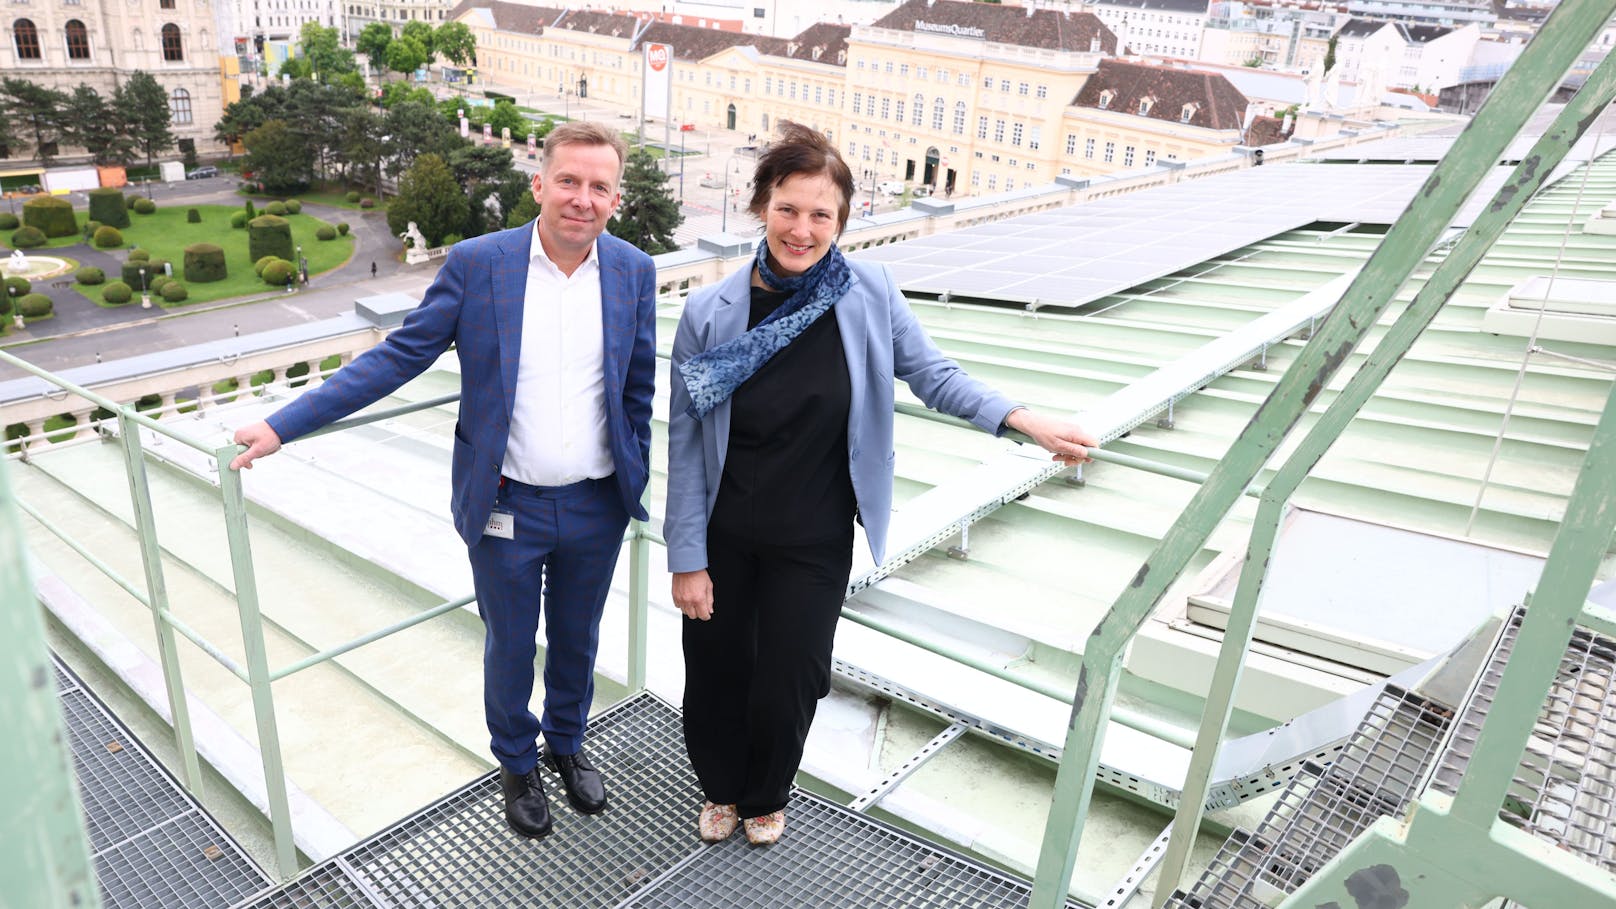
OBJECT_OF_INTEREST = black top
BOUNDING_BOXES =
[709,285,856,546]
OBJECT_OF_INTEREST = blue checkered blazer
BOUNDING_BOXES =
[268,223,657,545]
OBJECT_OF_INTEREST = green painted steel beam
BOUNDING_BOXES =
[269,594,475,682]
[216,445,300,879]
[0,458,102,909]
[1027,0,1616,900]
[295,393,461,440]
[1150,47,1616,907]
[627,518,651,693]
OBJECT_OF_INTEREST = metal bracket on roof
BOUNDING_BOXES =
[1250,342,1268,372]
[847,721,967,813]
[1099,823,1175,909]
[1064,464,1086,487]
[946,521,970,560]
[1157,398,1176,430]
[939,291,952,307]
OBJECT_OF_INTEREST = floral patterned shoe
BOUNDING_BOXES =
[743,810,785,846]
[698,801,739,842]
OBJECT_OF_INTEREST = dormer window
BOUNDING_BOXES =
[812,45,823,60]
[1180,103,1198,123]
[836,49,846,64]
[1138,96,1154,116]
[1098,89,1115,110]
[1090,36,1101,52]
[788,41,799,55]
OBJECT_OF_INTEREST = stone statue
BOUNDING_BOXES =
[400,221,428,250]
[483,193,503,224]
[5,248,26,275]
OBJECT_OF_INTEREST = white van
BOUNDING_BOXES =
[876,180,905,196]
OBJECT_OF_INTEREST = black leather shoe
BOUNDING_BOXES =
[544,748,608,815]
[498,765,553,838]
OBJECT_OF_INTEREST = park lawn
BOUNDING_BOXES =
[74,204,355,308]
[1,231,88,251]
[239,185,382,211]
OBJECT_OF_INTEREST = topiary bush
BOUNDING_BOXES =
[337,222,350,236]
[74,266,104,285]
[4,276,29,297]
[93,225,124,248]
[265,201,287,216]
[248,215,294,265]
[120,258,170,287]
[0,212,17,230]
[315,225,337,241]
[125,194,139,210]
[87,187,130,229]
[183,242,226,283]
[187,208,202,223]
[23,196,76,237]
[10,226,46,248]
[261,258,296,286]
[102,281,132,304]
[231,211,248,229]
[245,200,257,219]
[285,199,302,214]
[160,281,188,303]
[132,198,157,215]
[127,248,150,262]
[148,275,171,294]
[17,294,53,318]
[345,191,360,203]
[359,198,375,209]
[0,293,10,317]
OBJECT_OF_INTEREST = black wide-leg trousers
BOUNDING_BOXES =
[681,524,854,819]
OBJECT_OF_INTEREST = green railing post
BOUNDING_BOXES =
[216,445,299,879]
[627,515,651,693]
[0,457,102,909]
[1027,0,1614,900]
[1150,46,1616,906]
[117,410,205,793]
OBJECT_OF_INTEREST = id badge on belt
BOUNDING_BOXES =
[484,509,515,540]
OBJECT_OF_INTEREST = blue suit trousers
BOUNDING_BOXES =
[467,475,628,773]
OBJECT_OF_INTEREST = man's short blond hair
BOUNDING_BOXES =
[542,121,629,175]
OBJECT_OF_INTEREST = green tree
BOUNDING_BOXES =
[386,36,429,81]
[278,55,314,81]
[608,149,682,255]
[1323,35,1337,74]
[449,144,515,191]
[383,82,436,109]
[337,107,387,199]
[505,190,540,229]
[1,78,69,166]
[387,153,468,247]
[486,101,527,140]
[384,100,466,176]
[62,84,136,166]
[118,71,175,171]
[297,22,357,81]
[244,119,313,192]
[401,21,436,64]
[356,22,393,78]
[468,170,530,237]
[435,22,476,67]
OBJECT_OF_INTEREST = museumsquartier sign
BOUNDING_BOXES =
[914,20,987,39]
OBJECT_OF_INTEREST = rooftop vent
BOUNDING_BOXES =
[1482,274,1616,345]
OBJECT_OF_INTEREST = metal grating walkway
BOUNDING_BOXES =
[228,692,1082,909]
[1161,685,1453,909]
[1431,606,1616,873]
[55,654,273,909]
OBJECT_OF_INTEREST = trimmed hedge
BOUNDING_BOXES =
[127,248,150,262]
[93,225,124,248]
[345,191,360,203]
[359,198,375,209]
[125,194,138,210]
[10,226,46,248]
[148,275,171,294]
[132,198,157,215]
[102,281,132,304]
[160,281,188,303]
[17,294,53,318]
[0,293,10,316]
[265,201,287,216]
[3,276,29,297]
[337,222,350,236]
[230,211,248,229]
[315,225,337,241]
[261,259,296,286]
[187,208,202,223]
[23,196,76,237]
[121,258,170,287]
[0,212,17,230]
[88,187,130,229]
[75,266,105,285]
[244,200,256,219]
[254,255,279,276]
[183,243,226,283]
[285,199,302,214]
[248,215,293,265]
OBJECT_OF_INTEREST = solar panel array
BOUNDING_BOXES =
[853,164,1512,309]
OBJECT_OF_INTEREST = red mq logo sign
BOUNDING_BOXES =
[648,44,669,71]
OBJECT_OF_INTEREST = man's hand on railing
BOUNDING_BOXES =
[672,569,714,621]
[230,421,283,470]
[1004,408,1098,466]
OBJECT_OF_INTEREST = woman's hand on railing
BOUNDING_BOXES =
[1004,408,1098,466]
[230,421,283,470]
[672,569,714,621]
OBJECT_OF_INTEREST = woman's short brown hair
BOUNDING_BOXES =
[747,121,856,232]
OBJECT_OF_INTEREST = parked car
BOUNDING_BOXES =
[912,185,932,198]
[185,166,219,180]
[876,180,905,196]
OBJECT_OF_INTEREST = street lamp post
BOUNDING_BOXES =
[139,267,149,309]
[8,285,20,330]
[720,153,747,234]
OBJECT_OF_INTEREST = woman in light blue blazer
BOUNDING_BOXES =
[665,123,1095,846]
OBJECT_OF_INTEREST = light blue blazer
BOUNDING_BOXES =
[664,257,1019,574]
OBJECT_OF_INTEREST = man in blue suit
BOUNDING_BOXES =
[230,121,657,840]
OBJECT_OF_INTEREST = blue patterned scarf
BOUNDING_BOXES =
[679,241,851,419]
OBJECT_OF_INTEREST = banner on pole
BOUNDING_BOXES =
[644,43,672,120]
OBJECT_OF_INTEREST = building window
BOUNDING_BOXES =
[937,68,947,82]
[1006,177,1015,191]
[1181,103,1197,122]
[161,23,183,61]
[912,93,923,126]
[169,87,192,124]
[1124,145,1135,166]
[1098,90,1114,110]
[1029,126,1040,150]
[827,89,835,106]
[993,119,1005,142]
[853,92,862,115]
[894,99,906,123]
[971,171,981,187]
[1011,123,1023,146]
[64,18,89,59]
[932,97,943,130]
[1103,141,1115,163]
[1036,84,1048,99]
[815,86,822,104]
[903,64,912,77]
[987,174,997,190]
[765,76,772,94]
[1145,149,1156,166]
[160,0,175,7]
[1066,133,1076,155]
[1138,98,1153,116]
[958,72,969,86]
[953,101,965,135]
[790,82,797,100]
[13,18,41,60]
[884,61,894,73]
[1017,81,1029,96]
[880,96,890,119]
[977,116,988,139]
[999,79,1010,92]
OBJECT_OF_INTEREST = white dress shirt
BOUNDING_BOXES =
[500,222,613,486]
